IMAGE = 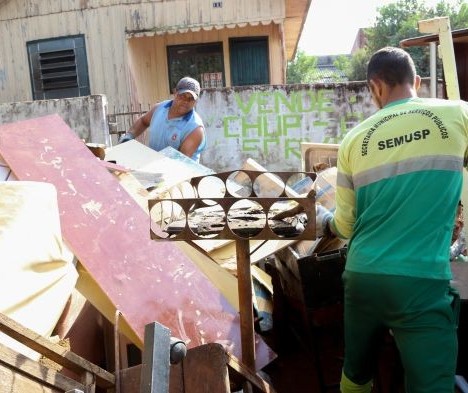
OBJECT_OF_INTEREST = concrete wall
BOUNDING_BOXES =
[0,79,439,173]
[0,95,109,145]
[196,79,437,172]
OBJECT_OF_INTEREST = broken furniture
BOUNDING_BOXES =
[300,142,339,173]
[269,246,346,393]
[121,341,276,393]
[149,170,317,375]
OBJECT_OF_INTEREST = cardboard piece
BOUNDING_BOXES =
[105,141,212,193]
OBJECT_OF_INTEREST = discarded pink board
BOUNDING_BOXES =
[0,114,274,370]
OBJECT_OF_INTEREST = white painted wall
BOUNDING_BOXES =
[196,79,437,172]
[0,95,109,144]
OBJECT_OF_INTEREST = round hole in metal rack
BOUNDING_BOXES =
[285,172,314,198]
[196,175,226,199]
[252,172,285,198]
[268,200,305,238]
[149,199,187,239]
[226,171,253,198]
[227,199,266,238]
[187,199,226,239]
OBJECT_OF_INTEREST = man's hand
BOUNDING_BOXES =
[270,204,304,220]
[316,204,333,238]
[271,203,334,238]
[119,132,135,144]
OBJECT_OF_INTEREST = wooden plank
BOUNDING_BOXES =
[0,114,274,371]
[0,366,61,393]
[0,342,85,392]
[119,363,185,393]
[182,344,231,393]
[120,366,141,393]
[0,313,114,388]
[227,351,277,393]
[182,343,276,393]
[236,240,256,370]
[81,371,95,393]
[120,344,276,393]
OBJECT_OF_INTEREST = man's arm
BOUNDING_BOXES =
[129,105,158,138]
[330,145,356,239]
[119,104,158,142]
[179,126,204,158]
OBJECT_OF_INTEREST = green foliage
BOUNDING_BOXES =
[366,0,425,53]
[342,49,370,81]
[345,0,468,79]
[286,50,318,84]
[333,55,350,74]
[287,51,348,83]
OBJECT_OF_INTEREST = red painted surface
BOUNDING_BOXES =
[0,114,274,370]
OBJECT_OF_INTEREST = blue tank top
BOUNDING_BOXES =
[148,100,206,161]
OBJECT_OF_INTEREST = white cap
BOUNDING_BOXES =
[176,77,201,99]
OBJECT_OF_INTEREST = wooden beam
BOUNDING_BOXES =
[236,239,256,370]
[0,313,115,388]
[0,342,85,392]
[226,349,276,393]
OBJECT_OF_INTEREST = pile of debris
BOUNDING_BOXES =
[0,114,347,392]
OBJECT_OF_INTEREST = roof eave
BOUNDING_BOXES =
[400,28,468,48]
[284,0,312,61]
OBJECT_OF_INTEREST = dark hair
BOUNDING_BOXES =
[367,47,416,87]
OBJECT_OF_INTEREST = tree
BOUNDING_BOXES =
[345,0,468,80]
[287,51,348,83]
[286,50,318,84]
[335,49,370,82]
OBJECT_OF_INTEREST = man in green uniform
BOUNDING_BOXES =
[321,47,468,392]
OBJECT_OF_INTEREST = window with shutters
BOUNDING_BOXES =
[27,35,90,100]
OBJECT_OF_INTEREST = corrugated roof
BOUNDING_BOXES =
[312,66,347,83]
[400,28,468,47]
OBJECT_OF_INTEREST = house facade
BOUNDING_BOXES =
[0,0,310,109]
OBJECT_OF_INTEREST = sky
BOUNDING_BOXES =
[298,0,462,56]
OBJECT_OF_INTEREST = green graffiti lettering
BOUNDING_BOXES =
[282,114,301,136]
[274,91,297,113]
[319,89,335,112]
[242,116,262,137]
[284,139,302,159]
[297,90,335,113]
[257,92,274,114]
[313,119,328,127]
[243,139,259,151]
[262,115,282,138]
[235,92,257,115]
[298,91,316,112]
[223,116,240,137]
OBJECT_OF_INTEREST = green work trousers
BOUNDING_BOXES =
[341,271,459,393]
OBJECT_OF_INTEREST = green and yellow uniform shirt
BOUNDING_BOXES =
[331,97,468,279]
